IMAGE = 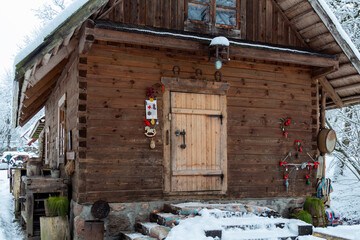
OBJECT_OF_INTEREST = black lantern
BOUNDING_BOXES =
[209,36,230,70]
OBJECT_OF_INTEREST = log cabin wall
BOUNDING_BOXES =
[98,0,307,48]
[77,37,318,204]
[44,52,80,200]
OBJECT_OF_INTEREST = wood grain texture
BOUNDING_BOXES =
[97,0,305,47]
[38,40,318,203]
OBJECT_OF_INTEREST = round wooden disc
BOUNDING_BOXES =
[91,200,110,219]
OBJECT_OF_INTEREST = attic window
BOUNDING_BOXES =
[188,0,237,27]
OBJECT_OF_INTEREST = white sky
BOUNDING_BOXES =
[0,0,46,79]
[0,0,75,81]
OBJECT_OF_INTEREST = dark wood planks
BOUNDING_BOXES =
[98,0,305,48]
[76,41,317,203]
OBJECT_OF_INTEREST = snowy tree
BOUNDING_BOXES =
[323,0,360,181]
[327,107,360,181]
[325,0,360,49]
[32,0,66,24]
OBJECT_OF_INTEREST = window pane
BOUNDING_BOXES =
[216,0,236,7]
[216,8,236,26]
[188,3,209,22]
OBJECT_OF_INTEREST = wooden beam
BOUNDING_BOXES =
[328,73,360,85]
[24,59,68,99]
[318,77,344,108]
[311,65,338,79]
[23,73,61,108]
[29,38,76,87]
[320,85,326,178]
[308,0,360,74]
[92,26,338,68]
[19,89,53,126]
[335,82,360,93]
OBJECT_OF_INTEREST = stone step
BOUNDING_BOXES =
[119,231,157,240]
[135,222,171,240]
[164,202,280,218]
[222,222,312,236]
[150,212,197,228]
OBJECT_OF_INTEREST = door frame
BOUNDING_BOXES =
[161,77,229,195]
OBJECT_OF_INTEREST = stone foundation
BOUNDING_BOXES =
[71,197,305,240]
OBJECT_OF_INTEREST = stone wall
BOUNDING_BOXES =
[71,198,305,239]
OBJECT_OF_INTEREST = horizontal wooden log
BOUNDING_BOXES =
[92,27,338,68]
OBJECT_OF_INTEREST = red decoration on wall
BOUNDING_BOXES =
[144,119,150,126]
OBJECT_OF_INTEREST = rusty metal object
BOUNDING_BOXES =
[91,200,110,219]
[84,220,104,240]
[214,71,222,82]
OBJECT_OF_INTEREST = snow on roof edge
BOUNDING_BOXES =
[313,0,360,74]
[14,0,90,68]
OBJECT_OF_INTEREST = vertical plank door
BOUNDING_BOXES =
[170,92,225,192]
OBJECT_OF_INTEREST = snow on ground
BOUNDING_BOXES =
[0,170,24,240]
[315,225,360,240]
[326,157,360,224]
[166,209,317,240]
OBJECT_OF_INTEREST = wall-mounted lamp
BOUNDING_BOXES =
[209,36,230,70]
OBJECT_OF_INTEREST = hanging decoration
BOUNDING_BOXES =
[294,140,303,152]
[279,151,321,191]
[280,117,292,138]
[144,88,158,149]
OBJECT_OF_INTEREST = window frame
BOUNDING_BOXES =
[187,0,240,29]
[57,94,66,165]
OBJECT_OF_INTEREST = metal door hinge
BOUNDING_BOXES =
[209,114,223,124]
[204,173,224,183]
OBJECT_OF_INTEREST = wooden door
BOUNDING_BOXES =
[170,92,226,192]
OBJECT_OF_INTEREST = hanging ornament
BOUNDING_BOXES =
[285,179,289,192]
[145,100,158,120]
[150,139,156,149]
[151,119,156,125]
[144,126,157,137]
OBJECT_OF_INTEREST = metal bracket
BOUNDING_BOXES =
[209,114,223,124]
[204,173,224,183]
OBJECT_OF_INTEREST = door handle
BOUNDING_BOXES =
[175,129,186,149]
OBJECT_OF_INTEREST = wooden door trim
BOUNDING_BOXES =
[162,77,228,195]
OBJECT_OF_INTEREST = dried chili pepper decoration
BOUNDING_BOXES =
[284,174,288,179]
[144,119,151,126]
[147,88,154,99]
[306,174,311,185]
[284,118,292,126]
[314,162,320,169]
[280,117,292,139]
[295,140,303,152]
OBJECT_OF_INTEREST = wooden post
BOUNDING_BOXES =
[320,85,326,178]
[26,193,34,237]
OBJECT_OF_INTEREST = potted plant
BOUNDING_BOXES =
[45,196,69,217]
[41,196,70,240]
[51,166,60,178]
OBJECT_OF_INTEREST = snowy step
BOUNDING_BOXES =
[164,202,280,217]
[119,231,157,240]
[135,222,171,240]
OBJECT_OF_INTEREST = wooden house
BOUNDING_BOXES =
[13,0,360,238]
